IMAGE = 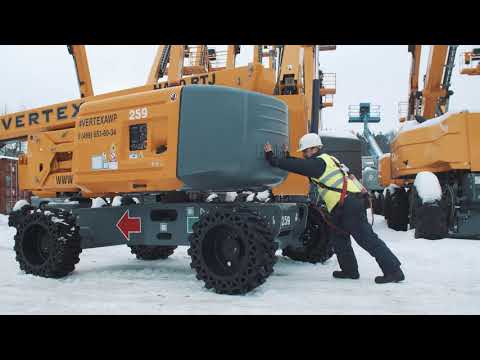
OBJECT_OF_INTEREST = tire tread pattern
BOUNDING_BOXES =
[10,206,82,278]
[129,245,177,260]
[282,206,333,264]
[188,206,277,295]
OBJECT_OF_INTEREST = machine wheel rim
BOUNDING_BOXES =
[22,223,51,266]
[203,225,246,277]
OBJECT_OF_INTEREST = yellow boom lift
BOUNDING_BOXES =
[2,45,349,295]
[460,47,480,76]
[380,45,480,240]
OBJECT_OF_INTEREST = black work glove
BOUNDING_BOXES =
[264,143,285,167]
[265,150,274,165]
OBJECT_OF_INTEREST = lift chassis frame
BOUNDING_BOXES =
[40,199,309,251]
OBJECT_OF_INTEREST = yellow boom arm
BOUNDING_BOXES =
[67,45,94,99]
[422,45,449,119]
[407,45,422,120]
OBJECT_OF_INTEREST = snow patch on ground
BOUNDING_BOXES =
[0,211,479,314]
[414,172,442,204]
[0,214,9,226]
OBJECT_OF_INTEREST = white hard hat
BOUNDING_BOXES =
[297,133,323,152]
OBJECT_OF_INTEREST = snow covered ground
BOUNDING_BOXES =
[0,212,479,315]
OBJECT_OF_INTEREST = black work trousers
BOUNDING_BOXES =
[330,195,402,275]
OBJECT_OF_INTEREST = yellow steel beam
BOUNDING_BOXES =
[253,45,262,65]
[407,45,422,119]
[67,45,94,99]
[146,45,167,84]
[303,46,314,119]
[422,45,448,119]
[167,45,185,84]
[226,45,237,69]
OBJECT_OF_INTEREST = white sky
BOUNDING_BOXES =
[0,45,478,133]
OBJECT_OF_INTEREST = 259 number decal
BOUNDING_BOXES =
[281,216,291,227]
[129,107,148,120]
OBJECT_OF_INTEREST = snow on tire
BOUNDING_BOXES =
[11,207,82,278]
[410,172,448,240]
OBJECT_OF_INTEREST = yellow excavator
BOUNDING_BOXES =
[2,45,354,295]
[380,45,480,240]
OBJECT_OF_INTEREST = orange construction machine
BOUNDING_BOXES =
[460,47,480,76]
[379,45,480,240]
[2,45,353,295]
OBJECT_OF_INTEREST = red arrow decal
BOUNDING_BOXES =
[116,210,142,241]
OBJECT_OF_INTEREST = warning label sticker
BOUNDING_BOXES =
[91,153,118,171]
[91,155,103,170]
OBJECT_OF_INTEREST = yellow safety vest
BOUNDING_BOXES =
[310,154,362,212]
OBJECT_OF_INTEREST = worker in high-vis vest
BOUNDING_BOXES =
[264,133,404,284]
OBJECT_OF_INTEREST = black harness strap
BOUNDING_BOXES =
[310,178,345,193]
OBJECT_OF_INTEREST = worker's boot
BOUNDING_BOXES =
[375,268,405,284]
[333,270,360,280]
